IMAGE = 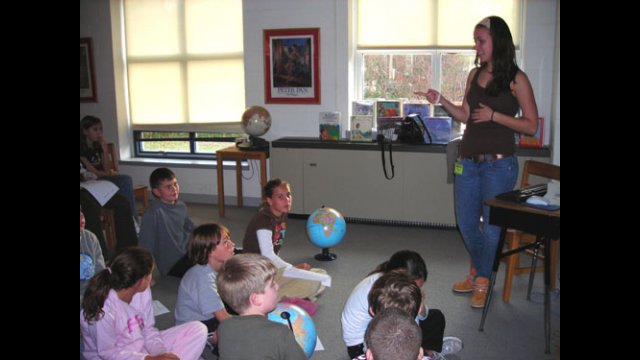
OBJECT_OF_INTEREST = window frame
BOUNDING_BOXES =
[133,130,243,160]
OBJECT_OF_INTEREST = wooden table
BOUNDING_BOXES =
[216,146,269,217]
[480,198,560,354]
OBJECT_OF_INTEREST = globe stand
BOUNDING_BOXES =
[315,247,337,261]
[238,135,269,151]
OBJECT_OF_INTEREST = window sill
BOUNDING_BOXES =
[120,157,250,170]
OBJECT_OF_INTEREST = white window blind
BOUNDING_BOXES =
[124,0,245,131]
[357,0,521,49]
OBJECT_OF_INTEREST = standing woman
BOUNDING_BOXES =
[416,16,539,308]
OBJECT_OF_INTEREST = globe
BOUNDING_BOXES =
[306,207,346,261]
[241,105,272,137]
[80,252,95,280]
[267,303,317,358]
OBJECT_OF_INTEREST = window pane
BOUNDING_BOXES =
[128,63,184,124]
[186,0,243,54]
[140,141,191,153]
[358,0,520,48]
[363,54,432,100]
[140,131,189,139]
[125,0,180,56]
[440,52,476,104]
[188,59,245,123]
[358,0,434,47]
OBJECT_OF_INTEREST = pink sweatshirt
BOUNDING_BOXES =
[80,287,167,360]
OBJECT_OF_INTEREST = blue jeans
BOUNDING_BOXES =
[454,156,518,278]
[101,174,136,215]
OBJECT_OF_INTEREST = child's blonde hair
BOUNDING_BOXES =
[216,253,277,314]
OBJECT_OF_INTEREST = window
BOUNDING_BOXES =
[122,0,245,159]
[355,0,521,135]
[134,130,244,159]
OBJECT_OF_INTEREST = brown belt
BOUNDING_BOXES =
[462,153,508,163]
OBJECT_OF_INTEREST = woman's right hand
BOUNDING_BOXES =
[414,89,441,104]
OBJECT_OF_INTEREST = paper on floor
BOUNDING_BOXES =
[283,267,332,287]
[153,300,170,316]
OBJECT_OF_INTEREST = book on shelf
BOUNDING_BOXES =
[376,116,403,141]
[519,117,544,148]
[352,100,374,116]
[375,100,401,118]
[319,111,340,141]
[403,103,432,119]
[349,115,373,142]
[422,117,453,144]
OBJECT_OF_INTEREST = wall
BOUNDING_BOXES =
[80,0,559,202]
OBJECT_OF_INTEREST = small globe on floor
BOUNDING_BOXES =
[267,303,317,358]
[306,206,346,261]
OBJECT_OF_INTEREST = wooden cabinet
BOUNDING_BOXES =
[270,138,551,227]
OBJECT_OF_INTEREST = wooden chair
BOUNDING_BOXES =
[501,160,560,302]
[101,208,117,259]
[105,143,149,215]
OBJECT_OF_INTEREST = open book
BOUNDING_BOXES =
[283,267,332,287]
[80,180,119,206]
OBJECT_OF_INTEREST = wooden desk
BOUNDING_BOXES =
[480,198,560,354]
[216,147,269,217]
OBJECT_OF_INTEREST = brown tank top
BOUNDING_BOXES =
[459,68,520,157]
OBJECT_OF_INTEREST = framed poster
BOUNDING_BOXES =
[263,28,320,104]
[80,37,97,102]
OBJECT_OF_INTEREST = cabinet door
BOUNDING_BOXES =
[270,147,304,214]
[402,152,455,226]
[303,148,404,220]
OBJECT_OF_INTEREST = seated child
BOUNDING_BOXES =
[138,167,194,277]
[175,223,236,347]
[80,246,207,360]
[216,253,306,360]
[243,178,328,300]
[364,308,424,360]
[342,250,450,359]
[80,205,105,308]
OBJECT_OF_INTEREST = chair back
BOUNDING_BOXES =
[521,160,560,187]
[105,143,119,173]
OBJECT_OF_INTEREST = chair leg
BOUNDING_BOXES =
[527,242,541,300]
[502,230,521,302]
[550,239,559,289]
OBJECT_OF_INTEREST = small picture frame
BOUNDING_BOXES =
[519,117,544,148]
[80,37,97,102]
[263,28,320,104]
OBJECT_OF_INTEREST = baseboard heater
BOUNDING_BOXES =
[288,213,456,230]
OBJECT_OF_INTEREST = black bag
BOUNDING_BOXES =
[397,114,432,144]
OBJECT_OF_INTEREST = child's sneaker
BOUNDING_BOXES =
[423,351,446,360]
[441,336,463,355]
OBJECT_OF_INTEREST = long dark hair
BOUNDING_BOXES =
[80,115,102,154]
[369,249,427,283]
[475,16,520,96]
[81,247,154,323]
[260,178,290,210]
